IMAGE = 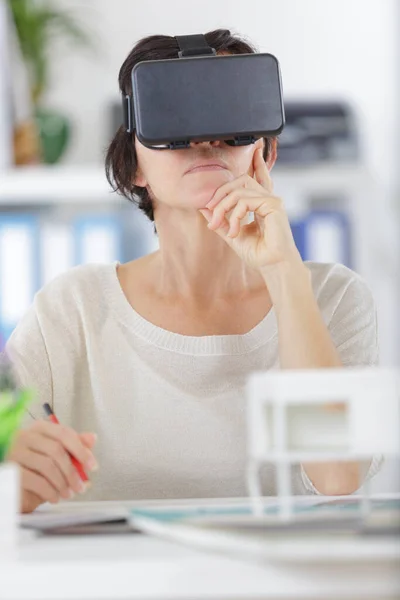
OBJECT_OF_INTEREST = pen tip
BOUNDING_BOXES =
[43,403,52,416]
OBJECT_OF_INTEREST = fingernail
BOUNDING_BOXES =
[87,457,98,471]
[67,489,75,499]
[80,481,91,494]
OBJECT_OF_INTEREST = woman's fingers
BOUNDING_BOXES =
[227,198,267,238]
[206,175,260,210]
[20,489,44,514]
[25,432,87,495]
[208,189,260,229]
[253,147,274,191]
[80,432,98,449]
[20,466,61,505]
[208,192,281,234]
[199,208,231,235]
[15,446,71,499]
[33,420,97,472]
[198,208,213,223]
[8,421,98,514]
[206,153,273,211]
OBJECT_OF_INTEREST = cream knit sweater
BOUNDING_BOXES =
[5,261,382,501]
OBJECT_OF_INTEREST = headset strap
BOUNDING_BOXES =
[175,34,216,57]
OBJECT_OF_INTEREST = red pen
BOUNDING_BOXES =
[43,403,89,482]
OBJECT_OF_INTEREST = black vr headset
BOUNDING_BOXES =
[122,32,285,150]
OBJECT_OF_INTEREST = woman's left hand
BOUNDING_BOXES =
[200,148,301,271]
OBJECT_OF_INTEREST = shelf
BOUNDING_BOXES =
[0,166,113,204]
[0,163,372,205]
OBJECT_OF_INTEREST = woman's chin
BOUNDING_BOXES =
[185,172,233,208]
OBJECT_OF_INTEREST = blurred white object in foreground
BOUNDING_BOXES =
[246,367,400,518]
[0,462,19,557]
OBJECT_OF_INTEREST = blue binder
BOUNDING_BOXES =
[305,210,351,267]
[74,214,123,265]
[39,222,75,286]
[0,215,40,342]
[291,210,351,267]
[290,220,306,259]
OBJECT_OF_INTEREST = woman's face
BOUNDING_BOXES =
[134,137,275,212]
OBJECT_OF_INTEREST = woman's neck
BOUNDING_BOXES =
[150,212,266,303]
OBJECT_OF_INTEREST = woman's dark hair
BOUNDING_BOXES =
[105,29,276,222]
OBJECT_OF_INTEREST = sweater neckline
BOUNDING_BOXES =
[103,261,277,356]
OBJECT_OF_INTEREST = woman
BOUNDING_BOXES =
[5,30,380,513]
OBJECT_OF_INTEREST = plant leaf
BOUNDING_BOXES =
[7,0,96,104]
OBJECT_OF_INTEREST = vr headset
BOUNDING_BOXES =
[122,32,285,149]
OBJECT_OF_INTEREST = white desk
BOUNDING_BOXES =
[2,498,400,600]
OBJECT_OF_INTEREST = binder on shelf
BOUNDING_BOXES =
[73,214,122,265]
[305,210,351,267]
[290,220,306,260]
[0,215,39,342]
[40,223,74,285]
[290,210,351,266]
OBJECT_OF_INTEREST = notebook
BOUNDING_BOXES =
[20,507,136,535]
[129,496,400,562]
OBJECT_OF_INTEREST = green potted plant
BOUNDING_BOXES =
[8,0,94,164]
[0,355,35,548]
[0,381,34,463]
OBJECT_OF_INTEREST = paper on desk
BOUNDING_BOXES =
[130,496,400,543]
[131,495,400,525]
[129,496,347,525]
[20,506,130,531]
[129,495,400,563]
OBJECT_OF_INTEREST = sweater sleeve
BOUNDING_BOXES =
[3,298,53,425]
[301,272,383,494]
[326,275,379,367]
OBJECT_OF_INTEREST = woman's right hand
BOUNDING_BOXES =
[6,420,98,513]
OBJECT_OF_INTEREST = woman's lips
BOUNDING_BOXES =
[186,165,227,173]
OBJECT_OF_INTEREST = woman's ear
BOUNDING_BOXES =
[133,160,148,187]
[133,135,148,187]
[133,169,147,188]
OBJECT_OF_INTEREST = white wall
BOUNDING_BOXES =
[44,0,399,492]
[47,0,398,185]
[46,0,400,357]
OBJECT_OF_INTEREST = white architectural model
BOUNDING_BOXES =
[246,367,400,519]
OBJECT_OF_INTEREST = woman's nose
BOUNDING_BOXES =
[190,139,222,148]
